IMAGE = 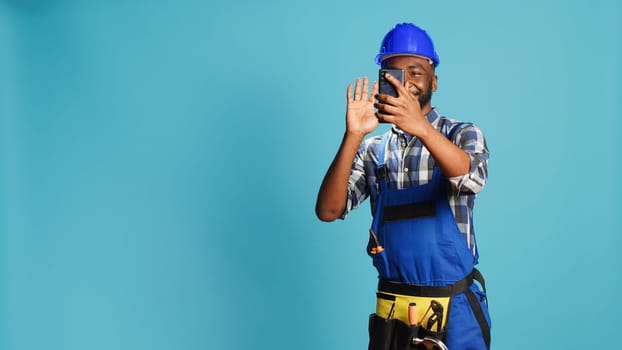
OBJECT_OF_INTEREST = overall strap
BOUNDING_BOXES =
[370,132,391,239]
[375,132,391,193]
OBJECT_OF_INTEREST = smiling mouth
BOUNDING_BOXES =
[409,88,421,97]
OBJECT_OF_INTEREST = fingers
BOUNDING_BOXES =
[383,72,407,95]
[368,81,378,102]
[375,94,399,107]
[375,110,394,124]
[348,77,373,102]
[354,78,362,100]
[375,98,403,124]
[375,103,396,116]
[347,83,353,103]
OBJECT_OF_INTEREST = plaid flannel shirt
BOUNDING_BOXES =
[340,108,489,257]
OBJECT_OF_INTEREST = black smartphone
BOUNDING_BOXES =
[379,68,404,98]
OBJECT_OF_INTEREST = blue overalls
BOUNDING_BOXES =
[368,131,491,350]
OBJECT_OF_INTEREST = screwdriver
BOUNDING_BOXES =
[408,302,418,326]
[369,228,384,254]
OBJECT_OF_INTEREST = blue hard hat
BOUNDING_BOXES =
[375,23,440,67]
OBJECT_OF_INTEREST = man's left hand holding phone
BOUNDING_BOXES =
[376,68,405,123]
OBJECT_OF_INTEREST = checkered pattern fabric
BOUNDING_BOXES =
[340,108,489,257]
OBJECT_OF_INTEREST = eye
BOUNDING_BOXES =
[409,71,422,77]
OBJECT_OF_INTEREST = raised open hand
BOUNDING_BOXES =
[346,77,379,136]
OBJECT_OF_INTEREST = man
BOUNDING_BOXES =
[316,23,491,349]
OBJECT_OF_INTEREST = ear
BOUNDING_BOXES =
[432,75,438,92]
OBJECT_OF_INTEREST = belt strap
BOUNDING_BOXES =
[378,268,484,297]
[377,269,490,349]
[465,288,491,349]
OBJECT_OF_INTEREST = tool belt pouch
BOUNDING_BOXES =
[413,297,448,344]
[417,326,446,344]
[374,295,451,342]
[368,314,416,350]
[369,313,396,350]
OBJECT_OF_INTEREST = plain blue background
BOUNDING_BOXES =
[1,0,620,349]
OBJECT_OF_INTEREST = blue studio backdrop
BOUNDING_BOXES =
[1,1,621,349]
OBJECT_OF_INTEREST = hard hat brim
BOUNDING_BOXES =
[376,53,437,67]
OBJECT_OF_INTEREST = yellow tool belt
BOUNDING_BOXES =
[375,270,482,333]
[376,292,450,332]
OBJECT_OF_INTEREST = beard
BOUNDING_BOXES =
[416,79,434,108]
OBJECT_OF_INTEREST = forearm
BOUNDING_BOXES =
[316,131,365,222]
[418,124,470,177]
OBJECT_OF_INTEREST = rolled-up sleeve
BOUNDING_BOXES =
[447,123,489,194]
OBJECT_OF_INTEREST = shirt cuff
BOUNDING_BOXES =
[448,173,470,192]
[447,154,487,194]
